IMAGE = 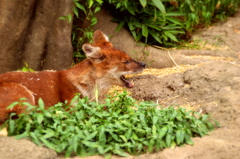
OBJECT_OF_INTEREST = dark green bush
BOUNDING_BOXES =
[2,91,220,158]
[105,0,240,47]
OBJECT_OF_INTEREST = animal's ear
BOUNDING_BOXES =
[82,44,103,63]
[93,30,113,48]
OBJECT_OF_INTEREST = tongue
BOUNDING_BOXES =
[121,75,134,88]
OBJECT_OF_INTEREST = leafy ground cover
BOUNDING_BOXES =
[1,91,219,158]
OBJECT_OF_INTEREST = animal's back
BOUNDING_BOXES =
[0,71,61,106]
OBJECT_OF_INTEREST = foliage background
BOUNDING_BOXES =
[69,0,240,62]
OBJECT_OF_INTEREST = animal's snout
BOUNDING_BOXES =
[139,62,146,68]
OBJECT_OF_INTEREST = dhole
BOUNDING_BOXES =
[0,30,145,122]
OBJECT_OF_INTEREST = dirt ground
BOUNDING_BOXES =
[1,12,240,159]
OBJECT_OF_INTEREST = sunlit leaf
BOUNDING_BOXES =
[164,31,178,42]
[139,0,147,7]
[73,7,78,17]
[152,0,166,14]
[37,113,44,124]
[75,2,86,14]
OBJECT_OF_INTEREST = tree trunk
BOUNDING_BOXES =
[0,0,74,73]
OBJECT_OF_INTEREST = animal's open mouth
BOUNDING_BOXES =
[120,75,134,88]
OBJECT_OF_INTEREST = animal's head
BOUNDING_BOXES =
[82,30,146,88]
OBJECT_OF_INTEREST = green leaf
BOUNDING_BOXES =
[126,6,135,15]
[22,102,34,108]
[113,145,129,157]
[67,14,72,23]
[82,141,98,148]
[6,102,19,110]
[30,132,41,146]
[9,119,15,134]
[171,140,176,149]
[40,137,56,150]
[164,31,178,42]
[176,129,185,145]
[94,6,101,13]
[36,113,44,124]
[75,2,86,14]
[91,17,97,26]
[88,0,94,8]
[44,111,52,118]
[149,30,162,43]
[170,110,178,119]
[77,144,87,157]
[139,0,147,7]
[59,16,67,20]
[65,145,74,157]
[85,131,98,141]
[43,128,55,139]
[73,7,78,17]
[38,98,45,110]
[152,125,157,137]
[156,139,164,150]
[73,136,79,152]
[184,134,194,145]
[125,129,132,140]
[109,131,120,141]
[15,131,29,139]
[214,120,221,128]
[201,114,208,121]
[97,145,104,154]
[152,116,158,125]
[206,121,214,130]
[166,134,172,147]
[148,139,155,153]
[56,142,68,153]
[166,17,183,25]
[21,67,29,72]
[120,135,127,143]
[115,21,125,33]
[102,146,112,154]
[142,25,148,37]
[152,0,166,14]
[166,12,185,16]
[99,127,106,145]
[159,126,168,138]
[131,132,139,140]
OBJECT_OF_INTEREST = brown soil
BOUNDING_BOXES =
[1,12,240,159]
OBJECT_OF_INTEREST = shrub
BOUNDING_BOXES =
[105,0,240,47]
[2,91,220,158]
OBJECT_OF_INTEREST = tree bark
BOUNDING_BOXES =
[0,0,73,73]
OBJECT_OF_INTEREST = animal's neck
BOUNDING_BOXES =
[63,60,97,99]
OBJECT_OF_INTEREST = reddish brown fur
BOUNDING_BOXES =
[0,83,34,122]
[0,30,145,123]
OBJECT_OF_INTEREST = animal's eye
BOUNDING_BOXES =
[123,61,130,64]
[99,56,105,61]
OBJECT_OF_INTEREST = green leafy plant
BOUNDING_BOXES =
[3,91,220,158]
[105,0,240,47]
[60,0,103,63]
[106,0,185,47]
[18,62,35,72]
[71,0,103,62]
